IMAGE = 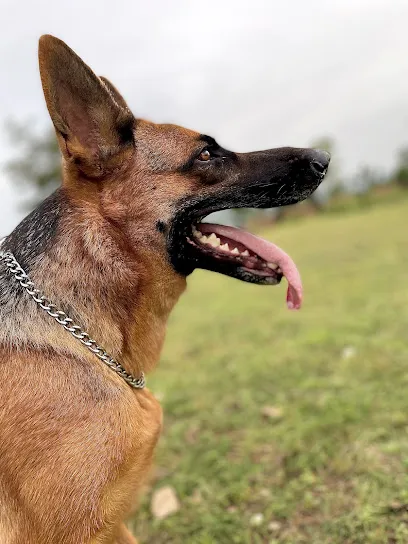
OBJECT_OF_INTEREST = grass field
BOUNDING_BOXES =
[132,198,408,543]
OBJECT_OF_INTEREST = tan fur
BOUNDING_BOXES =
[0,31,329,544]
[0,36,206,544]
[1,33,329,543]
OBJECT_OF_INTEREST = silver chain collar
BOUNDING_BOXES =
[0,246,145,390]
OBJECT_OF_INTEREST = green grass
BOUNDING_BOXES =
[132,198,408,543]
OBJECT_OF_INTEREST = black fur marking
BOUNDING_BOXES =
[117,116,135,146]
[1,190,64,272]
[198,135,218,148]
[156,220,166,233]
[178,155,198,173]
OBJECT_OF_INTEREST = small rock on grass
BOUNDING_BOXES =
[250,513,264,527]
[261,405,284,421]
[268,520,282,533]
[151,486,180,520]
[341,345,356,359]
[259,488,271,498]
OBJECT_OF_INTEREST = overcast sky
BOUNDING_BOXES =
[1,0,407,234]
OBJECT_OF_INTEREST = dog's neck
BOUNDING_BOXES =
[0,189,186,379]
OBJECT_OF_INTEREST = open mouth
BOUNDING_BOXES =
[167,147,330,308]
[185,220,302,310]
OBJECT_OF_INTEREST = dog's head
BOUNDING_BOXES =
[39,35,329,309]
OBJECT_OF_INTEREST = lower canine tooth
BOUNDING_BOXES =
[220,243,230,252]
[231,248,240,255]
[267,262,278,270]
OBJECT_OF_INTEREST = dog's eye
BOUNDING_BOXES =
[197,149,211,162]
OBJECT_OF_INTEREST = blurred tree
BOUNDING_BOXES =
[309,136,339,202]
[353,165,383,193]
[394,147,408,187]
[5,120,61,208]
[352,165,379,208]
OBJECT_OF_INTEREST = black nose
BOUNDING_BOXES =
[308,149,330,176]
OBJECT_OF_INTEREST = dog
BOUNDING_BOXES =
[0,35,329,544]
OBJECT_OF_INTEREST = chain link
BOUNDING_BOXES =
[0,247,145,389]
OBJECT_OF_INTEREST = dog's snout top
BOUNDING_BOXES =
[307,149,331,175]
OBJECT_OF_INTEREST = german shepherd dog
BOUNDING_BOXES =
[0,36,329,543]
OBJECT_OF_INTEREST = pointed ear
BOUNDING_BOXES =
[38,35,135,178]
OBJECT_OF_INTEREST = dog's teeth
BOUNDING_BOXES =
[241,250,250,257]
[267,262,278,270]
[219,243,230,252]
[193,228,202,239]
[231,248,240,255]
[200,233,222,248]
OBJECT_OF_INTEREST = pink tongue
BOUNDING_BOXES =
[199,223,303,310]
